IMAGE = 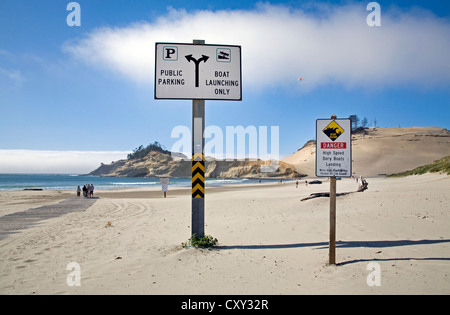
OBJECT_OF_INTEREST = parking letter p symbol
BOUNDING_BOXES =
[163,47,178,61]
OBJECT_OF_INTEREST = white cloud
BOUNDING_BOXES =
[0,150,130,174]
[64,3,450,91]
[0,66,24,85]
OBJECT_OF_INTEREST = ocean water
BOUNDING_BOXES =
[0,174,279,191]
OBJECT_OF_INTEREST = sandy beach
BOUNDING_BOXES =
[0,174,449,295]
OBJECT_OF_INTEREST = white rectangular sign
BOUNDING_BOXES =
[316,118,352,177]
[159,177,170,185]
[155,43,242,100]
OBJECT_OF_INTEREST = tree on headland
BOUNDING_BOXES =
[348,115,375,130]
[349,114,359,131]
[127,141,171,160]
[360,117,369,128]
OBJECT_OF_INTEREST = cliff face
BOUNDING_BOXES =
[89,151,303,178]
[204,159,300,178]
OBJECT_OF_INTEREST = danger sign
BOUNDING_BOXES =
[316,119,352,177]
[321,142,347,149]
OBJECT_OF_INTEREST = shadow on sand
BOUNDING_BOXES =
[0,198,97,241]
[217,239,450,265]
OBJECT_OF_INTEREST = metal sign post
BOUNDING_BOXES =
[191,103,205,237]
[191,40,206,237]
[155,39,242,239]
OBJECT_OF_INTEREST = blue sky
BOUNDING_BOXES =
[1,0,449,173]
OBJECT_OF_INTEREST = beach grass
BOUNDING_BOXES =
[388,156,450,177]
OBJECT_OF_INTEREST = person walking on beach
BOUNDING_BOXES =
[89,184,94,198]
[77,185,81,197]
[82,184,87,197]
[296,180,299,188]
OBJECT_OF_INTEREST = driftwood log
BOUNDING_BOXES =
[301,181,368,201]
[301,191,355,201]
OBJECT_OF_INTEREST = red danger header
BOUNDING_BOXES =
[321,142,347,149]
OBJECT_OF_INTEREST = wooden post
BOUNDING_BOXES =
[329,114,337,265]
[329,176,336,265]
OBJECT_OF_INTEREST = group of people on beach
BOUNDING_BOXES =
[295,180,308,188]
[77,184,94,198]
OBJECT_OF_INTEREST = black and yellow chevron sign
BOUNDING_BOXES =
[192,153,205,199]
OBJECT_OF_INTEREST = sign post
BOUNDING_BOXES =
[316,115,352,265]
[191,40,206,238]
[329,175,337,265]
[191,99,205,237]
[160,177,170,198]
[155,40,242,238]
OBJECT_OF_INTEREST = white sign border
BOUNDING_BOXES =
[315,118,352,178]
[154,42,242,101]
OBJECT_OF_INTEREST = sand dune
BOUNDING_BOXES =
[282,127,450,177]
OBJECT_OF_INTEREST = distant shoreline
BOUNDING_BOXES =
[0,173,290,192]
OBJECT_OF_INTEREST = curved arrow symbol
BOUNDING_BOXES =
[185,54,210,87]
